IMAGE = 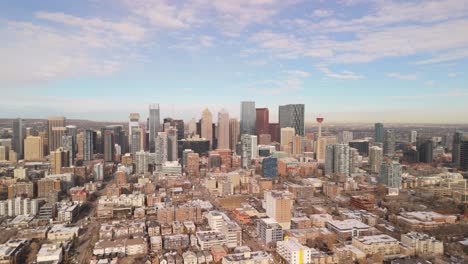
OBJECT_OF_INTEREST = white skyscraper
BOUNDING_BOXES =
[93,163,104,181]
[369,146,383,174]
[340,131,354,144]
[217,109,230,150]
[241,134,258,169]
[155,132,168,171]
[410,130,418,143]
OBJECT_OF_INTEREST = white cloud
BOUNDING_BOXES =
[387,72,418,80]
[312,9,334,18]
[0,11,148,86]
[425,80,435,86]
[448,72,457,77]
[317,66,363,80]
[284,70,310,78]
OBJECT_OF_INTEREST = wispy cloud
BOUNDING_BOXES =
[312,9,334,18]
[386,89,468,99]
[387,72,418,80]
[448,72,457,77]
[317,66,363,80]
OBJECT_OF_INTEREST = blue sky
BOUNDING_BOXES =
[1,0,468,123]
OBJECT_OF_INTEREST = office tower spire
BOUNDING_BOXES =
[201,109,213,149]
[149,104,160,153]
[47,116,66,154]
[12,118,25,159]
[240,101,256,135]
[217,109,230,150]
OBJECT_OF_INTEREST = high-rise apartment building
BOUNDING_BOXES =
[374,123,384,143]
[279,104,305,136]
[316,136,337,162]
[384,129,396,156]
[280,127,295,154]
[186,152,200,177]
[325,144,350,177]
[380,160,402,188]
[241,134,258,169]
[155,132,168,172]
[201,109,213,149]
[369,146,383,174]
[265,191,293,229]
[130,128,142,157]
[217,109,230,150]
[61,135,74,165]
[240,101,256,135]
[50,148,70,174]
[149,104,161,152]
[410,130,418,143]
[47,117,66,154]
[24,136,44,161]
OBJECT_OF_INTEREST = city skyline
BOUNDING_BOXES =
[1,0,468,123]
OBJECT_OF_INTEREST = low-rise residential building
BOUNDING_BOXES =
[325,219,371,241]
[47,224,80,242]
[401,232,444,256]
[0,239,30,264]
[256,218,283,244]
[277,238,314,264]
[310,214,333,228]
[222,251,274,264]
[36,244,63,264]
[352,234,400,257]
[196,231,228,250]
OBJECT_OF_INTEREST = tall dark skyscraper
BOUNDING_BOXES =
[460,138,468,171]
[452,131,465,168]
[83,129,95,161]
[278,104,305,136]
[149,104,161,153]
[418,139,433,163]
[255,108,269,136]
[103,130,115,162]
[12,118,25,158]
[383,129,395,156]
[240,101,256,135]
[374,123,384,143]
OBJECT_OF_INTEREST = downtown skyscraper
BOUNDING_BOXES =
[12,118,24,159]
[201,109,213,149]
[217,109,230,150]
[279,104,305,136]
[47,116,66,154]
[240,101,256,135]
[148,104,161,153]
[255,108,269,136]
[374,123,384,143]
